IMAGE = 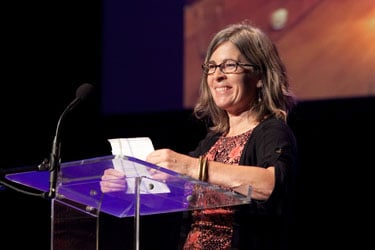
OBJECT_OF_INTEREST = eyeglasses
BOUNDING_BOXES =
[202,59,257,75]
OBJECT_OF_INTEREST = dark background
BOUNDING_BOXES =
[1,1,374,249]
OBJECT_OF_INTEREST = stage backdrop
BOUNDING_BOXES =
[101,0,375,115]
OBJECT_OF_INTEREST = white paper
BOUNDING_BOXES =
[108,137,154,160]
[111,157,170,194]
[107,137,170,194]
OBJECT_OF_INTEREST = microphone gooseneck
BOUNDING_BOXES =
[47,83,94,199]
[0,83,94,199]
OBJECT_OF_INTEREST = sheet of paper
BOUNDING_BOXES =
[108,137,154,160]
[107,137,170,194]
[111,157,170,194]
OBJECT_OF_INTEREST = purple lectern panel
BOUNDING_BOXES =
[6,155,251,218]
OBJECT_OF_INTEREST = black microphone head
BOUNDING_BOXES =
[76,83,94,101]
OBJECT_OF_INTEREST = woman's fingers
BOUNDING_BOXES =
[100,168,127,192]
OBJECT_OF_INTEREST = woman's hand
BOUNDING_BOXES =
[100,168,127,193]
[146,149,197,178]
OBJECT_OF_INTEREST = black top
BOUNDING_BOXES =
[188,116,298,250]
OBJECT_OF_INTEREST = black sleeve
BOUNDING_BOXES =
[244,118,298,216]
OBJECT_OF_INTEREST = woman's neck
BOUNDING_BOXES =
[226,112,259,137]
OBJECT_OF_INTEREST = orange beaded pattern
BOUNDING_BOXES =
[183,129,253,250]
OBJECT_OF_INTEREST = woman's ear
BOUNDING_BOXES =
[256,80,263,88]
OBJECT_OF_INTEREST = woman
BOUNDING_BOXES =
[102,21,298,250]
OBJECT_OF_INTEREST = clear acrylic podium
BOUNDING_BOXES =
[6,155,251,250]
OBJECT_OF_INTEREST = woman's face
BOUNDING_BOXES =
[207,41,258,115]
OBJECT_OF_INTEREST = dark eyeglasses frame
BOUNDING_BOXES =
[202,59,257,75]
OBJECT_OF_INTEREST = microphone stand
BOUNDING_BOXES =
[47,97,80,199]
[46,136,61,199]
[0,109,69,199]
[1,83,93,199]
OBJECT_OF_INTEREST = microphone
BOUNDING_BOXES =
[47,83,94,199]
